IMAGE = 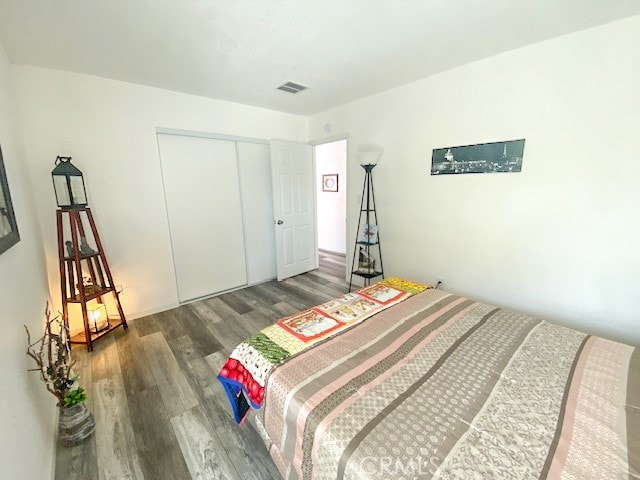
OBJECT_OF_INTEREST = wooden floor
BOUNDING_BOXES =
[55,251,348,480]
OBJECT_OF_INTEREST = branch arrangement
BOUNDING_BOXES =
[25,303,76,408]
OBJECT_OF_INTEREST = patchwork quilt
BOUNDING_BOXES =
[217,278,429,423]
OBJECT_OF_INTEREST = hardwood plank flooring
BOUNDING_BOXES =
[171,405,241,480]
[55,251,347,479]
[127,385,191,480]
[94,374,144,479]
[117,325,156,394]
[91,335,121,384]
[134,313,161,337]
[140,332,199,418]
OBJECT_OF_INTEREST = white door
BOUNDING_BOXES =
[270,140,316,280]
[237,142,277,284]
[158,134,248,302]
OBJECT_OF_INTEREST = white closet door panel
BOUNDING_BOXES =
[158,134,247,302]
[237,142,276,284]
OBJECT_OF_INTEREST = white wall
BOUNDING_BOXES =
[13,66,307,318]
[309,16,640,346]
[0,44,55,479]
[10,18,640,347]
[315,139,347,253]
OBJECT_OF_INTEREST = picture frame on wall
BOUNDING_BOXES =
[431,139,525,175]
[0,143,20,255]
[322,174,339,192]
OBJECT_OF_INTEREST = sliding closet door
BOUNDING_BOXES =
[158,134,247,302]
[237,142,277,283]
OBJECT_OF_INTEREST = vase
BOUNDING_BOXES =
[58,403,95,447]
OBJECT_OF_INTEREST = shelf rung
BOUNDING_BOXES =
[351,270,383,279]
[64,251,101,261]
[70,319,125,344]
[67,286,114,303]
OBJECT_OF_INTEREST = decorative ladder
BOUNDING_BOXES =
[56,207,127,351]
[349,163,385,291]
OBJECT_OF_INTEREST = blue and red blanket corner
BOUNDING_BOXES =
[217,375,261,424]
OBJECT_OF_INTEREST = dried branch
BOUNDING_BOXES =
[46,304,53,370]
[25,302,77,408]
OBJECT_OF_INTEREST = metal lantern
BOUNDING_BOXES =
[87,303,109,333]
[51,156,88,208]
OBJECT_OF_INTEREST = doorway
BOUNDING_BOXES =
[314,139,347,274]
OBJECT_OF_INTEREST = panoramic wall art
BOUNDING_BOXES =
[431,139,525,175]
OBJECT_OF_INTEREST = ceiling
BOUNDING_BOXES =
[0,1,638,115]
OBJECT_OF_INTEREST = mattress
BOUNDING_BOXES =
[255,288,639,479]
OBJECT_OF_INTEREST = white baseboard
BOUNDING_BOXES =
[127,301,181,320]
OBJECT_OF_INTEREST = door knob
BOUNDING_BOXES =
[276,220,284,225]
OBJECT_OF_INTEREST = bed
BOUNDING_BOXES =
[218,278,639,479]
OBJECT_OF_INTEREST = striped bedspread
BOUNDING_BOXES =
[260,288,639,479]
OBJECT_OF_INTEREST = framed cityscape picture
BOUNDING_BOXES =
[431,139,525,175]
[322,174,339,192]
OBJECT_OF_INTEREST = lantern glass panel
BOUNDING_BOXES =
[53,175,71,207]
[69,176,87,206]
[88,303,109,333]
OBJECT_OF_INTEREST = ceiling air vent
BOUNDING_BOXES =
[276,81,309,94]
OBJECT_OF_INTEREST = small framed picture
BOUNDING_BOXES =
[358,223,378,244]
[322,174,339,192]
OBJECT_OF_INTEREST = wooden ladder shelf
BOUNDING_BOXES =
[56,207,127,351]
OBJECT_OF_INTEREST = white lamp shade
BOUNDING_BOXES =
[357,151,382,166]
